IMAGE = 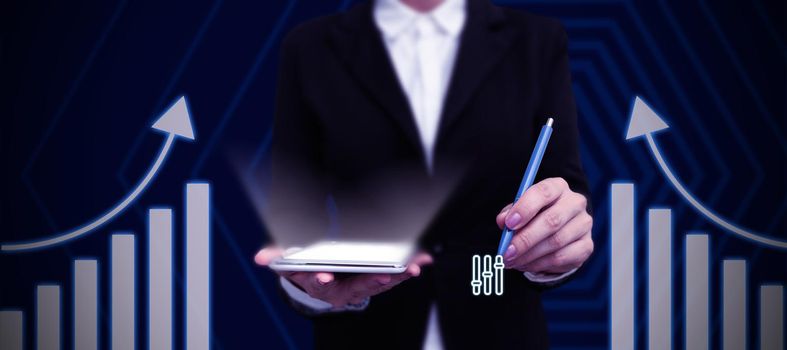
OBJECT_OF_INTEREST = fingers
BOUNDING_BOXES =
[520,234,594,274]
[255,246,304,279]
[405,263,421,277]
[511,212,592,268]
[315,272,335,285]
[411,252,433,266]
[401,252,433,278]
[505,191,586,263]
[504,178,568,231]
[496,203,513,229]
[363,274,395,289]
[341,273,397,305]
[383,254,429,287]
[292,261,428,308]
[388,252,433,286]
[334,253,433,306]
[386,255,427,287]
[254,247,283,266]
[256,248,433,308]
[287,272,328,290]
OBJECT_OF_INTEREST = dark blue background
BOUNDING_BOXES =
[2,0,785,349]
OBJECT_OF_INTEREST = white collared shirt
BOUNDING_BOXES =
[281,1,575,349]
[374,0,466,169]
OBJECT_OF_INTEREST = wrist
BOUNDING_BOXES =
[280,277,370,313]
[341,298,370,311]
[523,268,577,284]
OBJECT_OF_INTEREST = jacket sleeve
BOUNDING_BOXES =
[533,24,592,214]
[525,24,592,290]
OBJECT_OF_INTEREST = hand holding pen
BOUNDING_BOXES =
[495,119,594,277]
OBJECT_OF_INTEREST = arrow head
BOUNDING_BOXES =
[626,96,669,140]
[152,96,195,140]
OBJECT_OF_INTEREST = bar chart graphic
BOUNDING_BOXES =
[626,96,787,249]
[0,183,211,350]
[610,183,784,350]
[1,96,196,253]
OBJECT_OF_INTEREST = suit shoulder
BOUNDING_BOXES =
[280,14,341,50]
[499,7,567,40]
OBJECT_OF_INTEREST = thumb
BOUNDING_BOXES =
[496,203,513,229]
[412,252,433,266]
[254,247,283,266]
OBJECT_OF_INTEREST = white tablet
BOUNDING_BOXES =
[269,241,414,274]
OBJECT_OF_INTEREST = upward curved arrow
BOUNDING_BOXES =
[2,96,196,252]
[626,96,787,249]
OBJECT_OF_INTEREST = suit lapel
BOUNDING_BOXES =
[330,2,423,154]
[329,0,512,162]
[438,0,512,139]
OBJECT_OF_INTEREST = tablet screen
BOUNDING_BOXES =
[284,241,413,264]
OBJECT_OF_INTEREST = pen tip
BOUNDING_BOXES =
[546,118,554,127]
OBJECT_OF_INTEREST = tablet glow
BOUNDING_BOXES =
[284,241,413,265]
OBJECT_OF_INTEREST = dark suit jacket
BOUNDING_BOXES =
[269,0,590,348]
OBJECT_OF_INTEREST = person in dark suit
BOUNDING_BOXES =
[254,0,594,348]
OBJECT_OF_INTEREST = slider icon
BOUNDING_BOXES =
[471,254,504,296]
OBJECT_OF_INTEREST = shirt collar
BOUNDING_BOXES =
[374,0,467,40]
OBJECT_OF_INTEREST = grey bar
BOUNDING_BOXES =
[723,259,747,350]
[611,183,635,350]
[760,285,783,350]
[648,209,672,350]
[74,260,98,350]
[686,234,710,350]
[0,311,24,350]
[149,209,173,350]
[37,285,60,350]
[186,183,211,350]
[112,234,135,350]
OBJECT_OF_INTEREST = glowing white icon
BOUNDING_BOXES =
[471,254,504,296]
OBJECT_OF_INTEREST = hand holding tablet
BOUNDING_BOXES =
[255,244,432,308]
[269,241,416,273]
